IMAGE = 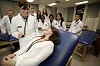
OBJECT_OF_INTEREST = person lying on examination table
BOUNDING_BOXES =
[0,27,60,66]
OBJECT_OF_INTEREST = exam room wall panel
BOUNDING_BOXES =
[86,2,100,18]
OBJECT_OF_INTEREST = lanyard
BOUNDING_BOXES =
[20,14,28,37]
[24,18,27,36]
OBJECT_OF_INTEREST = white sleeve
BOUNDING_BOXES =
[17,43,54,66]
[11,18,19,38]
[1,16,6,33]
[62,22,66,31]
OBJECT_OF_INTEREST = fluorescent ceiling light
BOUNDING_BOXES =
[27,0,34,2]
[48,3,57,6]
[65,0,70,1]
[75,1,89,5]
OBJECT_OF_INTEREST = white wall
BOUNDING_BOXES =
[67,7,74,22]
[38,4,45,13]
[52,7,57,19]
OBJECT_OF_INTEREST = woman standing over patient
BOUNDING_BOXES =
[1,27,60,66]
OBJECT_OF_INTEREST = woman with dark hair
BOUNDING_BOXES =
[1,27,60,66]
[54,13,66,31]
[48,14,57,27]
[11,0,37,48]
[42,8,49,22]
[37,15,50,36]
[36,10,41,22]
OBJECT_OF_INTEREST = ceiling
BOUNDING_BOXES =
[7,0,100,8]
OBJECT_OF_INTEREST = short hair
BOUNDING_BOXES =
[6,10,14,14]
[41,15,45,19]
[49,14,54,19]
[76,14,81,17]
[18,0,30,9]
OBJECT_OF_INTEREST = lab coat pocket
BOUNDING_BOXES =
[18,26,23,32]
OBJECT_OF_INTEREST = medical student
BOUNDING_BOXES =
[36,10,41,22]
[37,15,50,36]
[1,10,14,35]
[1,27,60,66]
[48,14,56,27]
[11,0,37,48]
[42,8,49,22]
[54,13,66,31]
[30,8,37,19]
[69,14,83,36]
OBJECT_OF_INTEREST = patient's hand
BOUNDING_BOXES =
[1,56,13,66]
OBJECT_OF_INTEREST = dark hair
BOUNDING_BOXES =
[76,14,81,17]
[7,10,14,14]
[18,0,30,9]
[49,27,60,45]
[42,8,48,17]
[49,14,54,19]
[41,15,45,20]
[37,10,41,22]
[56,13,64,26]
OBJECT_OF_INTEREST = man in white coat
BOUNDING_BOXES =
[11,1,37,48]
[1,10,14,35]
[30,8,37,19]
[69,14,83,36]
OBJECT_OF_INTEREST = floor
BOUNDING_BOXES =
[71,53,100,66]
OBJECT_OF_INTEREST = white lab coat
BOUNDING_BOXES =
[38,20,49,30]
[11,14,37,48]
[43,15,49,22]
[48,19,57,27]
[37,20,50,36]
[54,20,66,31]
[69,20,83,36]
[12,37,54,66]
[1,15,12,34]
